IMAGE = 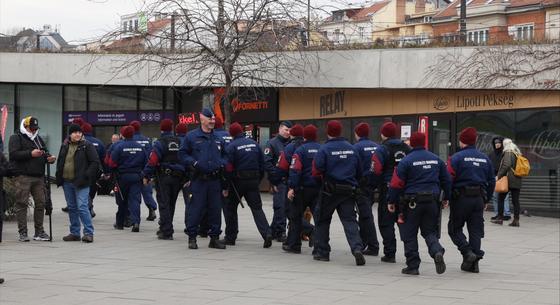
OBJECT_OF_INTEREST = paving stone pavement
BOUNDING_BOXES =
[0,188,559,305]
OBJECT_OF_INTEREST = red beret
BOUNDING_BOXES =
[176,123,188,135]
[82,122,93,134]
[229,122,243,137]
[410,132,426,148]
[460,127,477,145]
[354,122,369,138]
[160,119,173,132]
[327,120,342,137]
[290,124,304,137]
[130,120,141,132]
[72,118,85,126]
[381,122,397,138]
[215,117,224,129]
[121,125,134,139]
[303,124,318,141]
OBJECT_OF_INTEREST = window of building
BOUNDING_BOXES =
[89,86,137,111]
[134,19,139,32]
[334,29,341,43]
[423,16,433,23]
[467,29,489,44]
[139,87,163,110]
[17,85,63,159]
[358,27,365,40]
[511,24,534,41]
[123,22,128,32]
[165,88,175,110]
[64,86,87,111]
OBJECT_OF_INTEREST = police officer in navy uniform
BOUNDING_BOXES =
[284,124,321,254]
[179,108,227,250]
[371,122,411,263]
[198,117,232,237]
[388,132,451,275]
[107,125,148,232]
[353,122,381,256]
[82,122,105,218]
[222,122,273,248]
[144,119,185,240]
[447,127,495,273]
[130,120,158,222]
[312,120,365,266]
[264,121,292,242]
[175,123,191,235]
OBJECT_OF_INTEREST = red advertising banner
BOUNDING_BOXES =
[1,105,8,142]
[418,116,429,149]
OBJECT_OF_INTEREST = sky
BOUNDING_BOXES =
[0,0,365,44]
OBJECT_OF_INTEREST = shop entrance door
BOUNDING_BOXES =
[428,114,455,161]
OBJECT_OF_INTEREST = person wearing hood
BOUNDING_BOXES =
[487,137,511,221]
[9,117,56,242]
[55,124,100,243]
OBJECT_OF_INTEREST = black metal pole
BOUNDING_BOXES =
[460,0,467,43]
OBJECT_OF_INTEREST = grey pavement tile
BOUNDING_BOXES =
[0,189,558,305]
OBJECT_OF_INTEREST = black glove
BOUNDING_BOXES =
[45,205,53,216]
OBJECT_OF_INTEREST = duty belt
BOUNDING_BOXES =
[196,171,221,181]
[323,181,356,195]
[160,168,184,178]
[402,192,435,209]
[458,186,482,197]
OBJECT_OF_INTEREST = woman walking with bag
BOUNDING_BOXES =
[491,138,523,226]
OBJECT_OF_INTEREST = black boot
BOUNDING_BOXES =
[275,232,287,243]
[472,257,481,273]
[352,251,366,266]
[113,223,124,230]
[188,238,198,249]
[282,244,301,254]
[61,207,69,213]
[381,255,396,263]
[220,238,235,246]
[263,235,273,248]
[209,236,226,249]
[401,267,419,275]
[146,208,157,221]
[131,224,140,232]
[434,252,446,274]
[461,251,478,272]
[363,247,379,256]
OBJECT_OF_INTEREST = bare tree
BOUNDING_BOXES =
[90,0,334,123]
[423,44,560,90]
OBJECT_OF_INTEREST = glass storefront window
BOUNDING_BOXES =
[165,88,174,110]
[0,84,15,153]
[17,85,63,171]
[139,87,163,110]
[457,111,515,154]
[89,86,137,111]
[64,86,87,111]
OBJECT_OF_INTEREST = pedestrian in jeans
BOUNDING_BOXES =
[8,117,56,242]
[492,138,523,227]
[55,124,100,242]
[487,137,511,221]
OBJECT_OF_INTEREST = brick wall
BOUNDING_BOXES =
[507,10,547,41]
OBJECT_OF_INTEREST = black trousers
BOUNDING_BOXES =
[448,194,485,258]
[286,187,319,250]
[356,186,380,251]
[155,174,183,236]
[223,179,271,241]
[498,188,520,218]
[377,185,398,257]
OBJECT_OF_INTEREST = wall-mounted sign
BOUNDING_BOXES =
[230,88,278,123]
[178,112,200,125]
[64,111,174,125]
[319,90,346,117]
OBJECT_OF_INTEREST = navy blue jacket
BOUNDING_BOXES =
[312,137,362,187]
[133,132,152,153]
[225,135,264,178]
[264,135,289,183]
[85,134,106,173]
[371,139,411,185]
[288,141,321,189]
[276,137,304,182]
[354,137,379,186]
[107,139,148,175]
[214,128,233,148]
[448,146,495,200]
[178,127,226,174]
[144,132,185,178]
[388,147,452,204]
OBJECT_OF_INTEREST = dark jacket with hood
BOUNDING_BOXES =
[55,138,100,188]
[488,136,504,175]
